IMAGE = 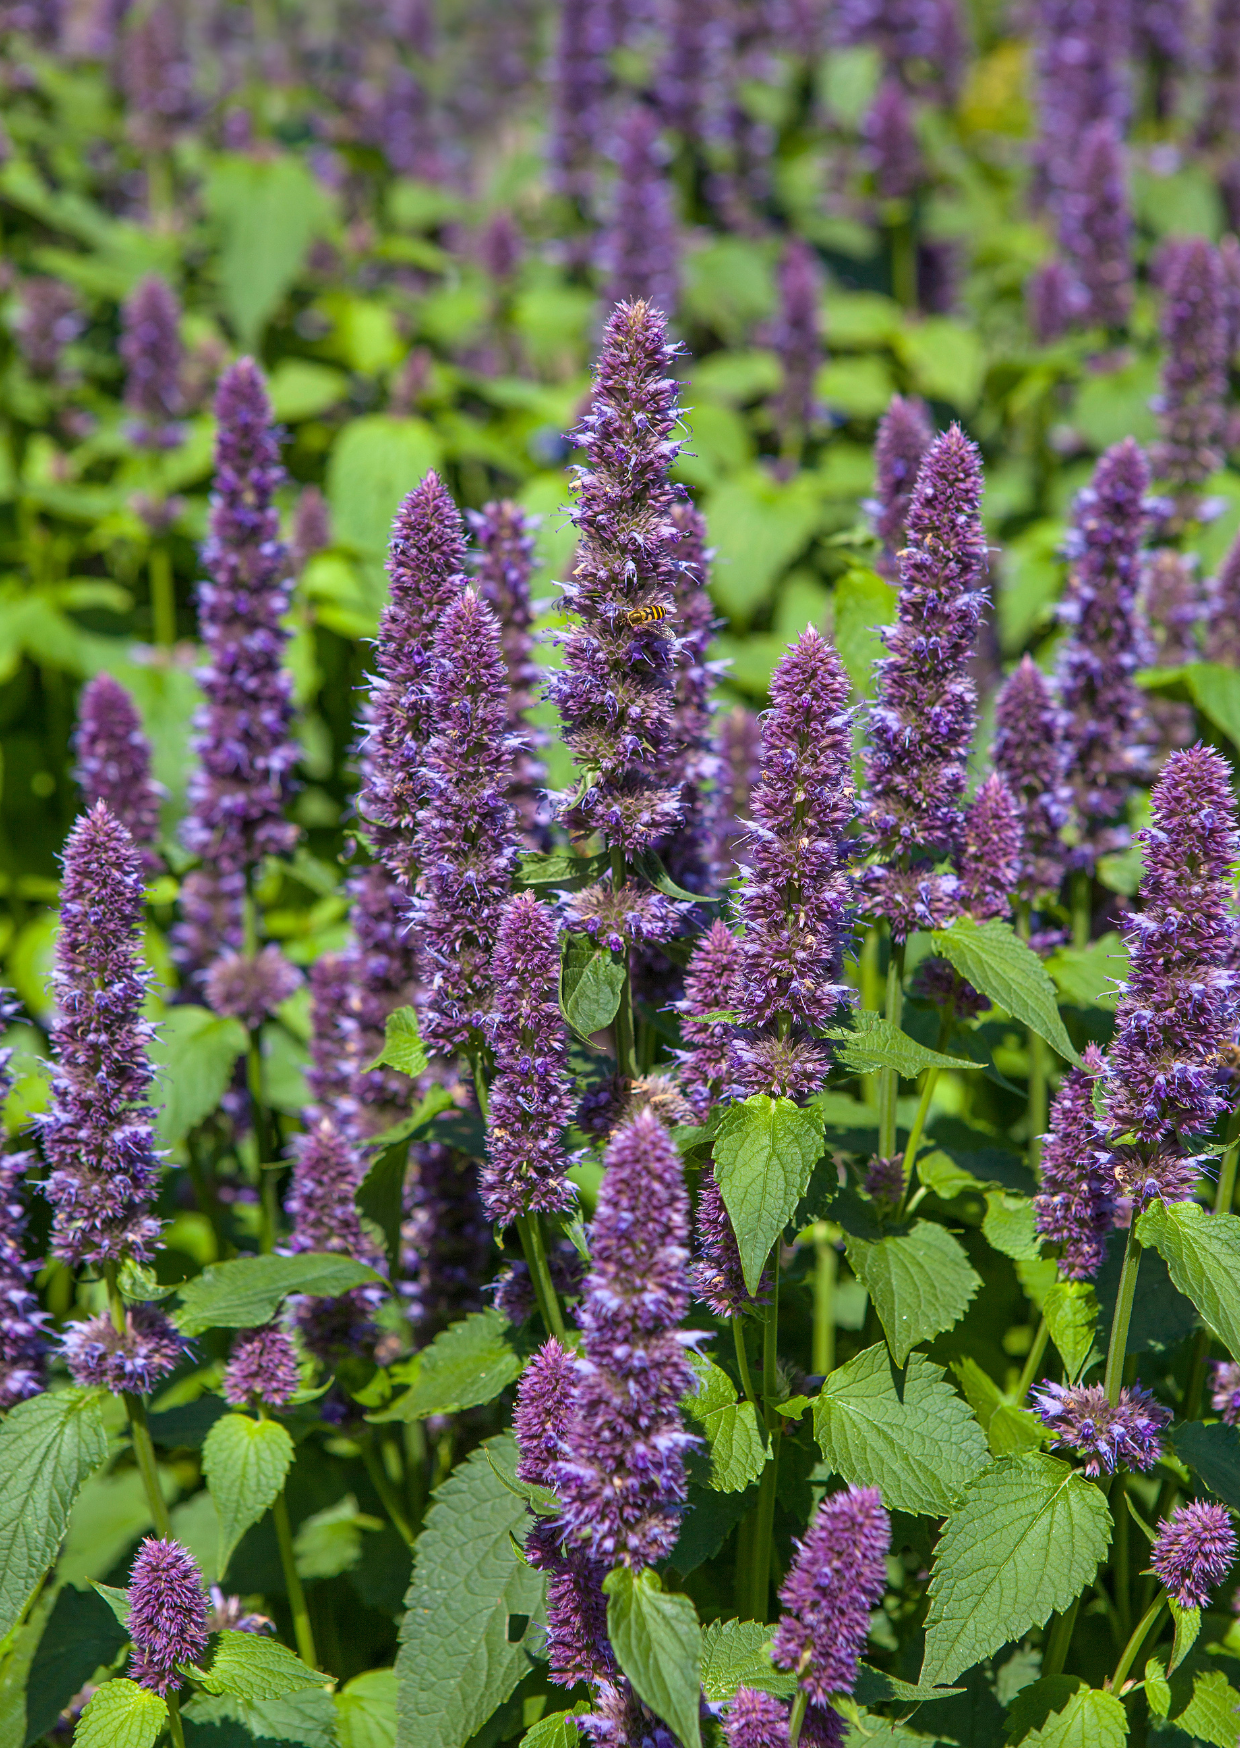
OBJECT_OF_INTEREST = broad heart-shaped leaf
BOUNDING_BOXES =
[682,1352,770,1493]
[150,1005,247,1149]
[812,1343,988,1515]
[366,1005,429,1078]
[206,152,332,347]
[73,1678,167,1748]
[1146,1656,1240,1747]
[844,1221,981,1366]
[183,1689,339,1746]
[1137,1199,1240,1358]
[395,1434,545,1748]
[24,1584,129,1747]
[173,1253,385,1336]
[1004,1676,1127,1746]
[920,1451,1112,1687]
[825,1010,981,1079]
[1186,660,1240,752]
[714,1096,825,1294]
[520,1712,580,1748]
[517,849,610,891]
[699,1619,795,1703]
[604,1567,703,1748]
[202,1413,294,1573]
[560,937,625,1040]
[336,1667,398,1748]
[0,1387,108,1640]
[327,415,442,563]
[1173,1420,1240,1511]
[1042,1281,1099,1382]
[931,918,1079,1065]
[195,1630,332,1702]
[371,1311,521,1424]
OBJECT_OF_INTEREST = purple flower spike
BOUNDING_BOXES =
[562,878,688,954]
[603,106,680,320]
[550,0,609,207]
[358,472,468,891]
[306,952,356,1114]
[204,946,301,1032]
[128,1537,209,1695]
[771,239,822,459]
[1026,258,1083,345]
[554,1110,697,1570]
[548,300,687,855]
[1033,1045,1113,1279]
[690,1172,768,1318]
[1152,1502,1238,1609]
[345,866,421,1140]
[1212,1361,1240,1427]
[662,501,719,896]
[404,1143,492,1342]
[1057,121,1132,332]
[1031,0,1129,212]
[958,774,1021,923]
[62,1304,187,1396]
[182,358,297,879]
[287,1113,384,1276]
[223,1326,301,1409]
[859,424,986,940]
[1205,529,1240,665]
[291,486,331,573]
[708,705,762,886]
[867,394,933,579]
[120,275,184,449]
[726,1691,845,1748]
[38,804,162,1267]
[772,1485,890,1701]
[1101,744,1240,1207]
[1054,438,1153,870]
[73,674,162,873]
[482,894,576,1226]
[14,275,82,379]
[1152,238,1228,500]
[411,587,520,1058]
[0,993,46,1410]
[515,1335,577,1486]
[993,656,1070,904]
[865,76,921,202]
[1032,1381,1171,1477]
[471,499,550,853]
[676,919,743,1118]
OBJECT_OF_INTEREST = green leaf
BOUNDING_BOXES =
[1168,1601,1201,1675]
[517,850,610,891]
[24,1584,129,1748]
[1173,1420,1240,1511]
[930,919,1079,1064]
[1146,1659,1240,1747]
[365,1084,457,1152]
[327,415,443,561]
[1186,661,1240,752]
[1043,935,1126,1010]
[183,1690,339,1746]
[294,1495,383,1580]
[520,1712,580,1748]
[0,1388,108,1641]
[196,1631,332,1702]
[630,849,714,906]
[669,1484,754,1577]
[1042,1282,1099,1382]
[604,1567,703,1748]
[825,1010,981,1079]
[844,1221,981,1366]
[151,1006,248,1149]
[812,1343,989,1515]
[982,1193,1042,1261]
[831,566,897,698]
[395,1434,546,1748]
[366,1006,429,1078]
[174,1253,385,1335]
[853,1665,963,1705]
[1136,1200,1240,1358]
[560,938,626,1040]
[206,153,332,346]
[202,1412,295,1573]
[336,1668,398,1748]
[714,1096,825,1294]
[357,1143,413,1278]
[699,1620,794,1703]
[951,1356,1045,1459]
[682,1353,770,1493]
[371,1311,521,1423]
[72,1678,167,1748]
[90,1581,132,1628]
[920,1452,1112,1687]
[1004,1677,1127,1746]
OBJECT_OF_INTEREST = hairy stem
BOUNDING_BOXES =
[877,940,905,1160]
[812,1223,837,1378]
[105,1264,172,1538]
[149,543,176,648]
[1042,1596,1081,1677]
[787,1688,808,1748]
[271,1489,318,1669]
[166,1692,187,1748]
[733,1315,758,1406]
[516,1212,568,1342]
[1111,1595,1166,1691]
[897,1066,940,1212]
[1015,1317,1050,1400]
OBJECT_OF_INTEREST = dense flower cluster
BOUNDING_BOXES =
[662,500,718,895]
[676,919,743,1117]
[471,499,549,852]
[1152,236,1228,498]
[867,393,933,576]
[119,275,183,448]
[127,1538,209,1695]
[73,674,163,873]
[223,1327,301,1408]
[992,655,1069,905]
[1032,1381,1171,1476]
[1033,1046,1113,1278]
[62,1304,187,1395]
[1151,1503,1238,1609]
[0,991,46,1410]
[772,1485,891,1701]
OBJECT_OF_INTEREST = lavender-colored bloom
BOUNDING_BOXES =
[1199,0,1240,148]
[1032,1380,1170,1476]
[957,774,1021,923]
[411,588,519,1059]
[864,77,921,202]
[1141,548,1202,754]
[771,240,822,460]
[1205,529,1240,664]
[657,0,718,141]
[181,359,297,877]
[1212,1361,1240,1426]
[1054,439,1153,870]
[1100,744,1240,1207]
[470,499,550,853]
[62,1305,187,1396]
[1220,233,1240,365]
[1057,121,1132,332]
[1026,258,1083,345]
[865,1153,905,1205]
[731,628,855,1100]
[1152,1502,1238,1608]
[403,1143,492,1341]
[479,211,523,283]
[866,394,933,579]
[0,993,46,1410]
[690,1172,767,1318]
[1152,238,1228,499]
[859,425,987,939]
[173,868,245,991]
[291,486,330,573]
[206,1588,273,1635]
[726,1691,844,1748]
[38,804,162,1266]
[287,1113,384,1273]
[357,472,467,891]
[772,1486,890,1701]
[128,1537,209,1696]
[345,866,421,1139]
[491,1245,585,1328]
[482,894,576,1226]
[121,1,194,158]
[1033,1045,1113,1277]
[602,107,680,324]
[14,275,82,377]
[1134,0,1189,117]
[204,946,301,1032]
[662,501,719,896]
[833,0,964,91]
[554,1111,698,1569]
[562,879,688,954]
[550,0,610,207]
[223,1326,300,1408]
[306,952,357,1114]
[120,276,184,449]
[677,919,742,1118]
[708,705,761,885]
[1030,0,1129,209]
[993,656,1070,905]
[73,674,162,875]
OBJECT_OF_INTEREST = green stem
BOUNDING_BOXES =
[812,1224,837,1378]
[890,214,917,310]
[149,543,175,647]
[787,1688,809,1748]
[166,1692,187,1748]
[1072,870,1092,950]
[1111,1596,1167,1691]
[249,1032,276,1254]
[361,1435,415,1547]
[748,1252,782,1622]
[105,1265,172,1538]
[1042,1596,1081,1677]
[610,848,636,1080]
[471,1054,490,1122]
[1028,1031,1048,1177]
[271,1489,318,1670]
[859,927,880,1110]
[897,1066,940,1212]
[1113,1472,1132,1641]
[516,1213,568,1341]
[733,1315,758,1406]
[877,941,905,1161]
[1103,1221,1143,1407]
[1015,1316,1050,1400]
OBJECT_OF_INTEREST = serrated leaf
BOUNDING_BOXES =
[0,1387,108,1641]
[72,1678,167,1748]
[825,1010,981,1078]
[1148,1660,1240,1748]
[371,1311,521,1423]
[560,940,625,1039]
[920,1452,1112,1687]
[202,1413,295,1573]
[1042,1281,1098,1382]
[982,1192,1042,1261]
[150,1005,248,1149]
[517,849,610,890]
[24,1584,129,1747]
[1174,1420,1240,1510]
[520,1711,580,1748]
[184,1689,340,1746]
[812,1343,988,1515]
[91,1581,132,1628]
[174,1253,385,1336]
[483,1448,561,1518]
[669,1484,754,1577]
[1168,1601,1201,1675]
[699,1620,794,1703]
[682,1353,770,1493]
[715,1095,825,1294]
[395,1434,545,1748]
[1004,1677,1127,1746]
[1137,1200,1240,1358]
[1145,1658,1172,1718]
[931,919,1079,1064]
[337,1667,398,1748]
[197,1630,332,1702]
[364,1084,457,1152]
[366,1005,429,1077]
[844,1221,981,1366]
[853,1665,963,1705]
[604,1567,702,1748]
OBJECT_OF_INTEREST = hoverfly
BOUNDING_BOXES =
[625,603,667,627]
